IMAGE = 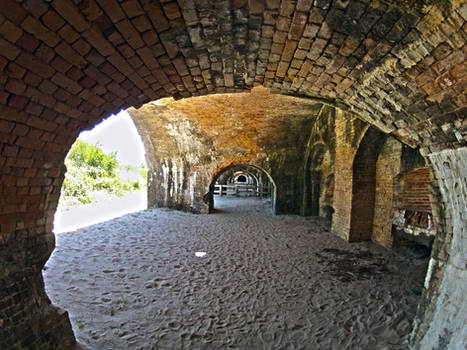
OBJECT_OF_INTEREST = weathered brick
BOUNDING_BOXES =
[143,2,169,32]
[41,11,66,32]
[122,0,144,18]
[289,12,308,40]
[0,20,23,43]
[55,41,86,67]
[71,39,91,56]
[132,15,152,33]
[83,27,115,56]
[0,38,20,60]
[21,16,61,47]
[57,24,80,44]
[115,19,145,49]
[0,0,28,25]
[25,102,44,116]
[95,0,125,23]
[281,40,297,62]
[162,2,181,20]
[24,72,42,87]
[51,72,83,95]
[50,55,72,74]
[36,43,56,62]
[52,0,90,32]
[5,79,27,95]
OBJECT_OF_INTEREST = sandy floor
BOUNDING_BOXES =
[43,197,428,350]
[54,190,147,234]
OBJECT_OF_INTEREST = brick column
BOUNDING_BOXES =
[0,157,75,348]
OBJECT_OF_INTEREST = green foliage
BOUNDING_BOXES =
[67,139,118,178]
[59,139,147,207]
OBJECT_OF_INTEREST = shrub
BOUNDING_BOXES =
[59,139,147,207]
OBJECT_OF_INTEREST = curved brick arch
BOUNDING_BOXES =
[0,1,466,348]
[208,162,278,213]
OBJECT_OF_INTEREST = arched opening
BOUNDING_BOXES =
[236,174,247,183]
[392,147,434,255]
[53,110,147,233]
[349,127,388,242]
[208,164,276,214]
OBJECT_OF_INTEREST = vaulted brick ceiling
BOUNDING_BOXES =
[0,0,465,161]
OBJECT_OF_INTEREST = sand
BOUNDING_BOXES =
[43,197,428,350]
[54,190,147,234]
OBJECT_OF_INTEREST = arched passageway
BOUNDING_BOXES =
[53,110,147,233]
[0,0,465,348]
[208,163,276,213]
[349,127,388,242]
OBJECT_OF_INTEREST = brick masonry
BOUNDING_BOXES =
[0,0,465,348]
[373,136,403,248]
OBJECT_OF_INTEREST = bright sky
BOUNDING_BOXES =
[79,110,146,167]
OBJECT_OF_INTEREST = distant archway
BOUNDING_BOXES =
[207,164,277,214]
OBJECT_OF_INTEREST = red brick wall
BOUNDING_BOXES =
[400,167,431,212]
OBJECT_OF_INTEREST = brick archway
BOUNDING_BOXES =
[0,1,465,348]
[349,126,388,242]
[207,163,277,214]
